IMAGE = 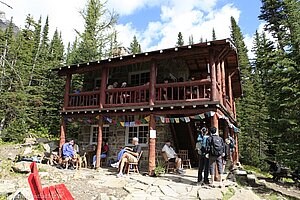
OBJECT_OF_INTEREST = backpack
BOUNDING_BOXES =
[210,135,224,156]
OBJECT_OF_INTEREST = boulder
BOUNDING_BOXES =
[0,180,17,195]
[7,188,33,200]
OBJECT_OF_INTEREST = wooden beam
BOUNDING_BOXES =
[209,50,217,101]
[221,60,226,105]
[95,117,103,169]
[63,74,71,111]
[149,60,156,106]
[216,59,222,104]
[148,114,156,175]
[100,67,108,108]
[59,118,66,157]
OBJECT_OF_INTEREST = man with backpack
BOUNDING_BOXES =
[195,127,210,184]
[206,127,225,185]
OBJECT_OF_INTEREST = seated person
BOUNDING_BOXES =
[92,139,109,168]
[162,140,184,174]
[111,146,127,168]
[62,139,75,169]
[116,137,141,177]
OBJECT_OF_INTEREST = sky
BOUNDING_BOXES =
[0,0,264,58]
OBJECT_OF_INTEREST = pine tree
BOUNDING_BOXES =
[76,0,118,62]
[188,35,194,45]
[230,16,268,167]
[259,0,300,168]
[129,35,141,54]
[212,28,216,40]
[176,32,184,46]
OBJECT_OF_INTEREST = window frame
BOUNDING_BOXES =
[128,70,150,86]
[89,124,109,145]
[125,124,149,147]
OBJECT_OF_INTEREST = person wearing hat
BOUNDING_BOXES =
[196,127,210,184]
[116,137,141,177]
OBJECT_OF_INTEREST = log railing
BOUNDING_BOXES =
[65,79,216,109]
[68,91,100,109]
[105,85,149,106]
[155,79,211,102]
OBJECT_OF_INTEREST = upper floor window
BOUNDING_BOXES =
[125,124,148,146]
[129,71,150,86]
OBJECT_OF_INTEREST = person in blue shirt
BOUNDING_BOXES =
[62,139,75,158]
[196,127,210,184]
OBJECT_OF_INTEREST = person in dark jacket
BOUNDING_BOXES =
[206,127,225,185]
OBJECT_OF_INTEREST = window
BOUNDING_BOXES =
[94,78,101,89]
[129,71,150,86]
[90,125,109,145]
[125,125,148,146]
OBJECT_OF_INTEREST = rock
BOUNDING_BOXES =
[13,161,32,173]
[42,143,51,153]
[234,170,247,176]
[247,174,257,185]
[159,185,178,197]
[22,147,33,156]
[36,138,49,143]
[229,188,261,200]
[7,188,33,200]
[0,180,17,195]
[197,188,223,200]
[96,193,110,200]
[24,138,36,145]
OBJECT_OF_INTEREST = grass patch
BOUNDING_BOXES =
[222,187,235,200]
[243,165,272,178]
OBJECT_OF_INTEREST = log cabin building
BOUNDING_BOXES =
[54,39,242,174]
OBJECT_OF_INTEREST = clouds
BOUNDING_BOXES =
[2,0,86,45]
[116,1,241,51]
[2,0,244,54]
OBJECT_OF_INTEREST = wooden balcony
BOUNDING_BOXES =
[64,79,235,112]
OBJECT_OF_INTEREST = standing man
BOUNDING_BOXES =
[206,127,225,185]
[196,127,210,184]
[162,140,184,174]
[116,137,141,177]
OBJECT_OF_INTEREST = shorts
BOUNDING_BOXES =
[126,153,138,163]
[168,158,176,162]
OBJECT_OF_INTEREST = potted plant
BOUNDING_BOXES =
[154,162,166,177]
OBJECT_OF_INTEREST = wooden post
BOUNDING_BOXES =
[228,74,233,109]
[233,131,239,165]
[100,67,108,108]
[209,51,217,101]
[148,114,156,175]
[59,118,66,157]
[149,60,156,106]
[63,74,71,111]
[95,117,103,169]
[221,60,226,105]
[211,113,220,181]
[216,60,222,104]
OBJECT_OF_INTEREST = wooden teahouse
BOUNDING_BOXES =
[53,39,242,174]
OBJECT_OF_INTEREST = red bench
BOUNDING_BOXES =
[28,162,74,200]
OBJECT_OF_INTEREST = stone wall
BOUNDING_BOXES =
[78,121,174,168]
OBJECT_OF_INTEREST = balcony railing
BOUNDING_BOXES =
[64,79,235,111]
[105,85,149,107]
[156,79,211,102]
[68,91,100,109]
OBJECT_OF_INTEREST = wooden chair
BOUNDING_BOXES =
[162,151,176,173]
[178,150,191,169]
[28,162,74,200]
[126,151,143,174]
